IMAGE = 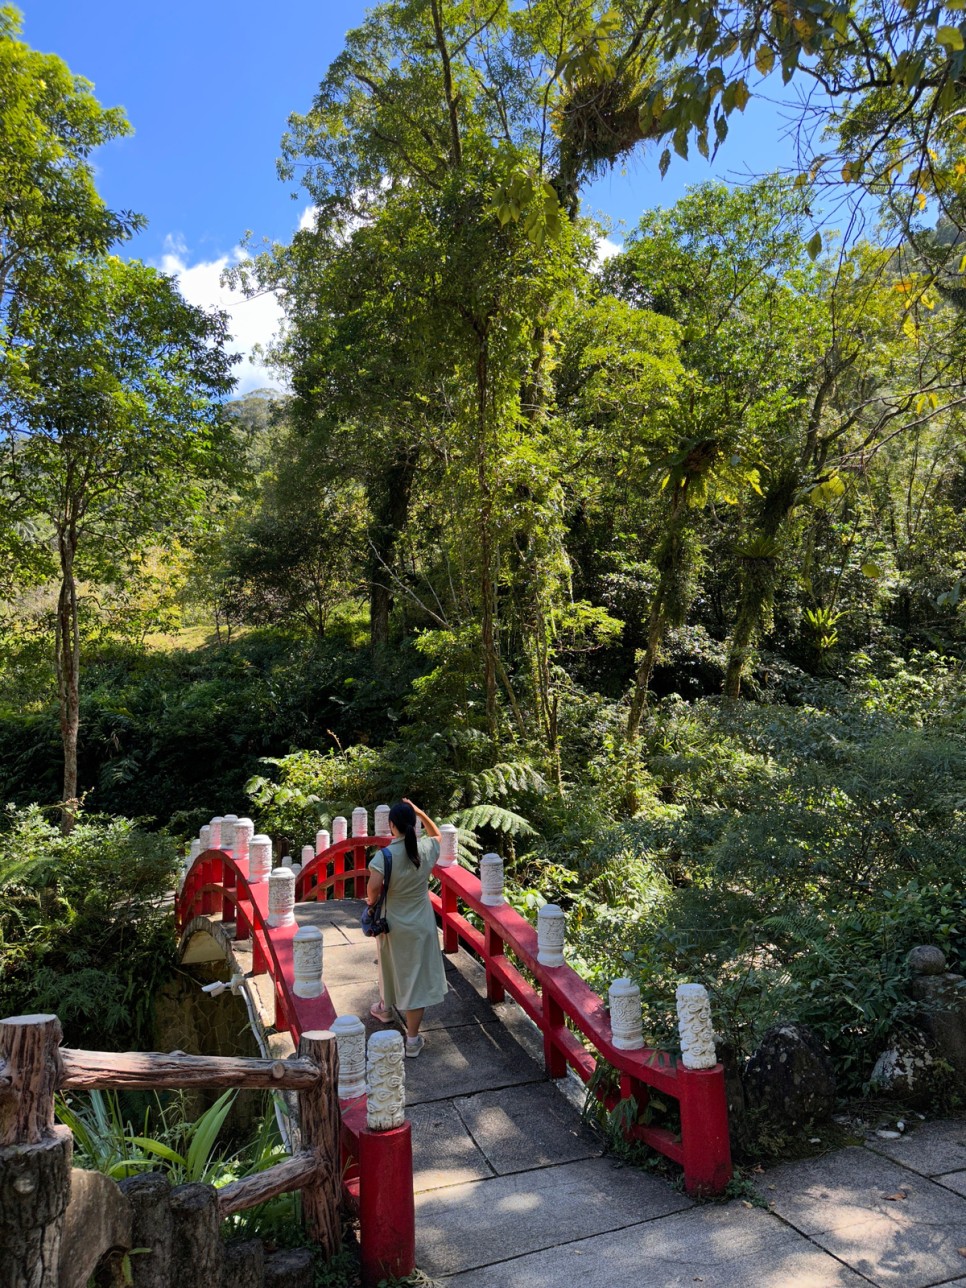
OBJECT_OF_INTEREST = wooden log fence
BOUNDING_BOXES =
[0,1012,341,1288]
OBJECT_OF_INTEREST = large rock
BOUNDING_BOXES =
[744,1024,836,1127]
[870,1032,935,1101]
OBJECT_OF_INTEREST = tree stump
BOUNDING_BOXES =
[264,1247,314,1288]
[0,1015,73,1288]
[169,1182,224,1288]
[223,1239,264,1288]
[0,1129,73,1288]
[116,1173,172,1288]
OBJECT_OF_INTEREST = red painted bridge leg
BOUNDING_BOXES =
[542,990,568,1079]
[358,1122,415,1288]
[484,924,506,1003]
[441,882,458,954]
[677,1062,732,1196]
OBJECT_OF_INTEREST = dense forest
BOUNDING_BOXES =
[2,0,965,1112]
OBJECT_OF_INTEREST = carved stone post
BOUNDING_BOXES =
[281,853,293,869]
[331,1016,366,1100]
[293,927,324,998]
[235,818,255,860]
[366,1032,405,1131]
[537,904,565,967]
[0,1014,73,1288]
[359,1030,414,1286]
[352,807,368,838]
[199,824,211,851]
[480,853,505,905]
[315,829,330,855]
[676,984,717,1070]
[301,844,315,867]
[609,978,644,1051]
[332,816,347,844]
[268,868,296,928]
[298,1030,341,1257]
[220,815,237,853]
[249,835,272,883]
[437,824,458,867]
[208,817,223,850]
[374,805,390,837]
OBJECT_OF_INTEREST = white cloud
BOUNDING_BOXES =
[595,235,623,263]
[298,204,318,232]
[158,237,286,396]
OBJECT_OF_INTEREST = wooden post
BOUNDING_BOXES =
[297,1030,341,1257]
[0,1015,73,1288]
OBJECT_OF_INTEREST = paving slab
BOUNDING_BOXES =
[453,1082,601,1175]
[865,1118,966,1177]
[415,1155,692,1277]
[296,897,370,945]
[440,1202,868,1288]
[937,1171,966,1198]
[760,1145,966,1288]
[408,1100,495,1193]
[404,1020,544,1106]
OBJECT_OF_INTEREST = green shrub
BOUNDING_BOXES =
[0,805,178,1048]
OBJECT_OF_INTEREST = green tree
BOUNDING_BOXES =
[1,255,234,828]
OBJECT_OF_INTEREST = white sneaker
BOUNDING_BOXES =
[405,1035,425,1058]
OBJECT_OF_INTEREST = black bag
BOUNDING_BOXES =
[360,847,392,937]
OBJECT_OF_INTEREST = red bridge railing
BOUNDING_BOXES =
[179,828,731,1205]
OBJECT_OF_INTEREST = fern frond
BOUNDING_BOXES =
[450,804,537,837]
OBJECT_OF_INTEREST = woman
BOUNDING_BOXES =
[366,798,447,1056]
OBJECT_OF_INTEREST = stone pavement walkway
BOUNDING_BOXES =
[252,898,966,1287]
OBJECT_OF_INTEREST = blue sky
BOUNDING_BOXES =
[21,2,802,391]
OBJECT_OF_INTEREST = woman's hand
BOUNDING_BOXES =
[403,798,441,842]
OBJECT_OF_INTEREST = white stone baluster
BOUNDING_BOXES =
[480,853,505,906]
[281,853,294,868]
[199,824,212,852]
[332,816,348,844]
[352,807,368,838]
[537,904,566,967]
[374,804,390,837]
[235,818,255,860]
[208,817,223,850]
[609,978,644,1051]
[414,816,423,838]
[220,816,237,853]
[437,824,458,867]
[676,983,717,1070]
[332,1015,367,1100]
[315,829,331,855]
[267,868,296,928]
[249,835,272,884]
[293,926,324,998]
[366,1031,406,1131]
[301,844,315,867]
[291,862,302,877]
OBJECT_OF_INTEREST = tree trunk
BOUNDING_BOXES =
[476,343,499,739]
[367,450,417,651]
[55,528,80,834]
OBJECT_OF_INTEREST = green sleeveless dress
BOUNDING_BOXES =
[369,836,448,1011]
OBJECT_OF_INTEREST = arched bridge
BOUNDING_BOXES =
[175,808,732,1282]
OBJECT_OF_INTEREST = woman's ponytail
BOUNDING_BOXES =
[389,801,420,866]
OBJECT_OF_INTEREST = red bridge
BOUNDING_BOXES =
[175,811,732,1282]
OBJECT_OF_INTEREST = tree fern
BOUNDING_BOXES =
[449,803,537,837]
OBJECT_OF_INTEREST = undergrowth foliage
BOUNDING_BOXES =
[0,806,178,1049]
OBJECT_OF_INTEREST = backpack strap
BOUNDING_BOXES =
[381,846,393,894]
